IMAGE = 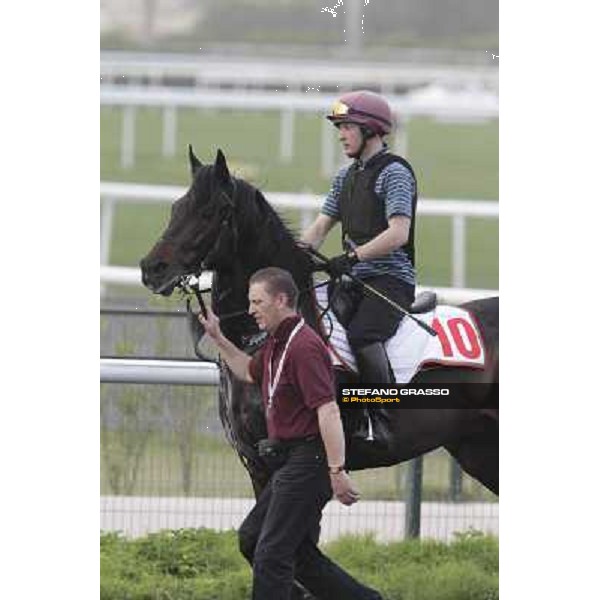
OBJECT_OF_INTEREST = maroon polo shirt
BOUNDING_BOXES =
[248,315,335,440]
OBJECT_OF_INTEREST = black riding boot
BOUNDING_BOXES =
[355,342,394,384]
[351,343,395,449]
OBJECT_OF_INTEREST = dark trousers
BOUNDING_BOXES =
[346,274,415,351]
[238,440,382,600]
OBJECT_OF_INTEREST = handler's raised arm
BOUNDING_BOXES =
[198,306,253,383]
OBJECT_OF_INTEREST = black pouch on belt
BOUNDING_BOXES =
[257,438,289,470]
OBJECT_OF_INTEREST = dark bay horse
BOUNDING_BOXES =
[140,148,499,501]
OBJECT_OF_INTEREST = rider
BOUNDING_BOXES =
[301,90,418,385]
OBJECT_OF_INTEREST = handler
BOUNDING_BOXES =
[199,266,382,600]
[301,90,418,385]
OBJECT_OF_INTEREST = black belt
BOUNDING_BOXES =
[257,435,319,454]
[276,435,319,448]
[257,435,320,468]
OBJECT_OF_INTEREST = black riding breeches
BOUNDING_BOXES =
[346,274,415,351]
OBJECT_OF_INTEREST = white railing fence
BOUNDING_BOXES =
[100,51,499,91]
[100,86,498,172]
[100,181,498,289]
[101,357,219,385]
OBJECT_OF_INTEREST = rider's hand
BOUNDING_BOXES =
[330,471,361,506]
[327,251,359,278]
[197,306,222,341]
[296,240,314,252]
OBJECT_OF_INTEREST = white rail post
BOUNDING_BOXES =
[162,106,177,158]
[100,196,116,297]
[100,197,115,266]
[321,118,335,178]
[280,108,295,163]
[121,106,136,169]
[452,215,466,288]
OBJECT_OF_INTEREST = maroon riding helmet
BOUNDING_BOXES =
[326,90,393,136]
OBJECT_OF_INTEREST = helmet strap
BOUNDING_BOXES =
[349,126,375,160]
[361,126,376,140]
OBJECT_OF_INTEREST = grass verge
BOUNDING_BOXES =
[100,528,498,600]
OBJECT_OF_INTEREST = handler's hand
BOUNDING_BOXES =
[197,306,222,341]
[330,471,360,506]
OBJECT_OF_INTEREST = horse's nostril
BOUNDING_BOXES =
[155,261,168,274]
[141,259,169,284]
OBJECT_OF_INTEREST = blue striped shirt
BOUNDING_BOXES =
[321,150,416,285]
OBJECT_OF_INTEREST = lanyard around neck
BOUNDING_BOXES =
[267,318,304,411]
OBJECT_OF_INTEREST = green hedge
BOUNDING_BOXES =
[101,528,498,600]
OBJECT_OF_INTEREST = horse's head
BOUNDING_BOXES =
[140,147,238,295]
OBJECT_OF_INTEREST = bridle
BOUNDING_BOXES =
[170,183,347,341]
[176,180,239,319]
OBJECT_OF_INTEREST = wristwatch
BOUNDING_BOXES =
[328,465,346,475]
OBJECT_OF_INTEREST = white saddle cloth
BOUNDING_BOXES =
[315,286,486,383]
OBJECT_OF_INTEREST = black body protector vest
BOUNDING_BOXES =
[339,152,418,267]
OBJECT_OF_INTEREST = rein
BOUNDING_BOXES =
[299,278,336,343]
[180,272,333,325]
[301,244,438,338]
[180,277,209,319]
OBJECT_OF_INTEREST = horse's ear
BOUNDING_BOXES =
[214,148,231,185]
[188,144,202,176]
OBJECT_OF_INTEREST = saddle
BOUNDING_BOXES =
[328,277,437,326]
[327,276,363,328]
[319,284,485,381]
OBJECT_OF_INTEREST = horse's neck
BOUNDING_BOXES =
[216,190,320,343]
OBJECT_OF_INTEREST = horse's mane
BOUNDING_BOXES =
[241,179,297,241]
[217,176,320,335]
[234,178,303,264]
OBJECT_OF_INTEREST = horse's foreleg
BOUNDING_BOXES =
[247,462,270,499]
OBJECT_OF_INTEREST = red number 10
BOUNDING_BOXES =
[432,317,482,359]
